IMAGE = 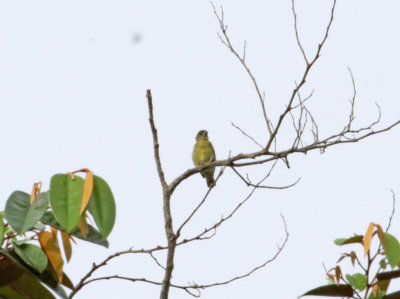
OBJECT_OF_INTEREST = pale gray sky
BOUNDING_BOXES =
[1,0,400,298]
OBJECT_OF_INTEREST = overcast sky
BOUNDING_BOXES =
[1,0,400,298]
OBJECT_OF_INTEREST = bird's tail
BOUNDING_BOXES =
[206,176,215,188]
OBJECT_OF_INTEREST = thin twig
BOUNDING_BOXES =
[231,122,263,149]
[386,190,396,232]
[265,0,337,151]
[292,0,309,64]
[150,252,166,270]
[176,165,227,238]
[211,2,273,136]
[178,214,289,291]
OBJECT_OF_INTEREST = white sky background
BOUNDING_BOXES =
[1,0,400,298]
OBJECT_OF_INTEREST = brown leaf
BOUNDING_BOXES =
[364,222,375,257]
[61,231,72,262]
[38,231,63,283]
[78,216,89,239]
[377,279,390,292]
[336,255,346,263]
[350,251,356,267]
[335,266,341,285]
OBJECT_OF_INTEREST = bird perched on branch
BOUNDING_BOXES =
[192,130,216,187]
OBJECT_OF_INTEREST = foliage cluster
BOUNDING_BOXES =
[0,169,115,299]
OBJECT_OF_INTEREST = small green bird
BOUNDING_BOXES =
[192,130,216,187]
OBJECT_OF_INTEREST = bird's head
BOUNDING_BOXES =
[196,130,208,141]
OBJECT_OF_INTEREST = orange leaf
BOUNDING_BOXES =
[364,222,375,257]
[30,182,42,204]
[372,283,378,296]
[51,226,58,239]
[327,274,335,282]
[78,216,89,239]
[61,231,72,262]
[69,168,93,215]
[38,231,63,283]
[376,224,386,251]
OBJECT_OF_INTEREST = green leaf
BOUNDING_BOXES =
[384,233,400,268]
[0,250,55,299]
[49,174,84,232]
[301,284,353,297]
[346,273,367,291]
[1,248,71,298]
[5,191,49,234]
[12,243,48,273]
[383,290,400,299]
[41,262,74,291]
[0,285,26,299]
[41,211,108,247]
[0,217,4,247]
[380,259,388,270]
[87,175,116,238]
[334,235,363,246]
[33,222,46,231]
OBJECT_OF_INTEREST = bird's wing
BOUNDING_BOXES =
[210,143,216,162]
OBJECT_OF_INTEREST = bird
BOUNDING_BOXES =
[192,130,216,187]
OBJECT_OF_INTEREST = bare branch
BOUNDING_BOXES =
[345,68,357,131]
[231,160,301,190]
[292,0,309,64]
[265,0,337,151]
[147,89,176,299]
[176,214,289,293]
[233,167,301,190]
[72,275,203,298]
[69,246,168,298]
[146,90,168,189]
[169,113,400,189]
[176,165,227,239]
[386,190,396,232]
[150,252,166,270]
[177,172,274,246]
[231,122,264,149]
[211,2,273,136]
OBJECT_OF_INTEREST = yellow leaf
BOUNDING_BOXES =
[78,216,89,239]
[81,169,93,214]
[363,222,375,257]
[61,231,72,262]
[30,182,42,204]
[376,224,386,251]
[38,231,63,283]
[70,168,93,215]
